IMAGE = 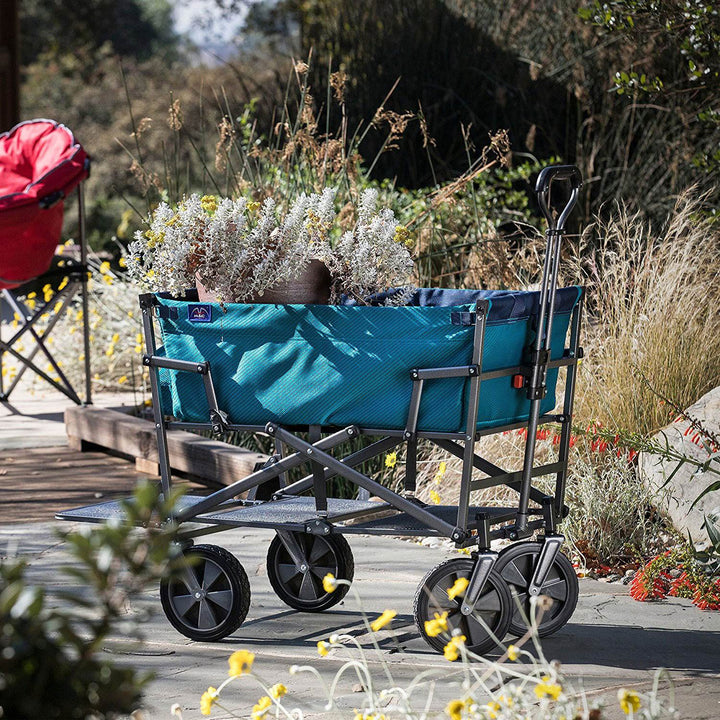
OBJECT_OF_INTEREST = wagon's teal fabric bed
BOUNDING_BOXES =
[155,286,581,432]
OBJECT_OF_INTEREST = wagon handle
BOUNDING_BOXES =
[535,165,582,233]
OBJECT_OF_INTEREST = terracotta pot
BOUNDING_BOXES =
[196,259,332,305]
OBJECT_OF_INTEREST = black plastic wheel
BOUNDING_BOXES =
[160,544,250,642]
[494,541,579,638]
[267,531,354,612]
[414,557,512,656]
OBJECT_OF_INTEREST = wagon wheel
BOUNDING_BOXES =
[160,544,250,642]
[494,541,578,638]
[414,557,512,656]
[267,531,354,612]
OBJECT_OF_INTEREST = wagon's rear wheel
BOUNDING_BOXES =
[494,541,578,637]
[160,544,250,642]
[267,531,354,612]
[414,557,512,657]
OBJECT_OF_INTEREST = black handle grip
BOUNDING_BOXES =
[535,165,582,194]
[535,165,582,232]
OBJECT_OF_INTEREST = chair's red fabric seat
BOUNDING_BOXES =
[0,120,89,289]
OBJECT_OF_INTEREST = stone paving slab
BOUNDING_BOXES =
[0,386,141,450]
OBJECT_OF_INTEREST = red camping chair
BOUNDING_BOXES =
[0,119,92,404]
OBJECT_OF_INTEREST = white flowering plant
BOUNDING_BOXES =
[125,189,415,304]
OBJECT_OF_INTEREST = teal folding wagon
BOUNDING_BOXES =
[59,165,586,657]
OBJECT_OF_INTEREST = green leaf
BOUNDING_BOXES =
[690,480,720,510]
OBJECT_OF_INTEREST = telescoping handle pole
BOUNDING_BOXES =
[515,165,582,534]
[531,165,582,389]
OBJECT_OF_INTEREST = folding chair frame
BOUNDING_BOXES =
[0,183,92,404]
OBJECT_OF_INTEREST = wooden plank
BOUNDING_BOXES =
[64,406,267,487]
[0,446,209,524]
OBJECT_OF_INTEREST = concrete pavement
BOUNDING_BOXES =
[2,387,720,719]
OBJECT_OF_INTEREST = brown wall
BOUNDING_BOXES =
[0,0,20,132]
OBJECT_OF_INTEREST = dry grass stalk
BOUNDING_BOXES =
[572,189,720,435]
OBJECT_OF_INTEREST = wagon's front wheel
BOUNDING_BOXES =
[267,531,354,612]
[494,541,578,637]
[160,544,250,642]
[414,557,512,657]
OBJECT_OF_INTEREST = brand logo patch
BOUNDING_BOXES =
[188,304,212,323]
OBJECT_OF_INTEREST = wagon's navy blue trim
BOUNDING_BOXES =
[342,286,581,322]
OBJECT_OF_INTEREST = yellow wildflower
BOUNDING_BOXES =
[322,573,337,593]
[443,634,466,661]
[228,649,254,676]
[58,277,68,291]
[534,679,562,701]
[385,452,397,469]
[434,461,447,483]
[103,275,113,285]
[27,292,36,299]
[269,683,287,699]
[498,694,513,707]
[54,301,63,313]
[507,644,519,661]
[201,195,218,215]
[136,333,144,344]
[112,333,120,343]
[446,698,465,720]
[247,201,261,212]
[485,701,501,719]
[127,310,134,318]
[447,576,468,601]
[26,299,36,310]
[200,687,219,716]
[393,224,414,248]
[429,489,441,505]
[118,376,128,384]
[119,256,128,267]
[106,345,115,357]
[618,689,641,715]
[251,695,272,719]
[99,261,111,274]
[424,611,449,637]
[317,640,331,656]
[370,609,397,632]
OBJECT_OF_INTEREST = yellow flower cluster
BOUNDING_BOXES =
[443,634,466,662]
[385,451,397,469]
[269,683,286,699]
[393,224,414,248]
[618,689,641,715]
[507,644,519,661]
[201,195,219,215]
[370,609,397,632]
[446,698,466,720]
[144,229,165,248]
[228,649,254,676]
[305,209,332,243]
[200,686,219,715]
[251,695,271,719]
[322,573,337,593]
[429,489,442,505]
[424,611,448,637]
[447,576,468,601]
[317,640,331,656]
[534,675,562,701]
